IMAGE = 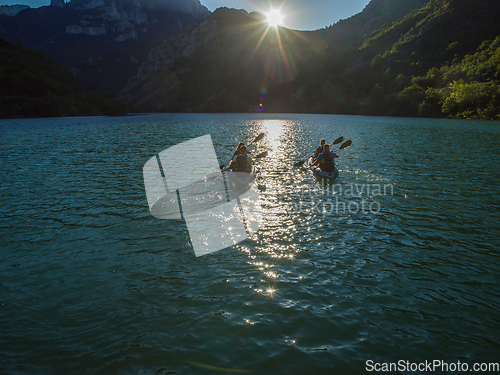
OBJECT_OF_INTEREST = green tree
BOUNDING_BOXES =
[396,84,426,116]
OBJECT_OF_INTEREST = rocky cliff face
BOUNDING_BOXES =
[63,0,150,42]
[118,15,219,110]
[0,0,209,96]
[61,0,209,41]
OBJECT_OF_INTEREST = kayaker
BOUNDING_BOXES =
[231,142,246,160]
[229,145,253,173]
[314,144,338,172]
[312,139,326,160]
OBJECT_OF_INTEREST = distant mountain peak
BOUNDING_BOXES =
[65,0,209,14]
[0,4,30,16]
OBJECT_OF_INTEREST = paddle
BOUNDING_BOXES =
[331,136,344,145]
[335,139,352,152]
[220,133,266,169]
[293,136,345,167]
[293,160,306,167]
[207,151,268,179]
[254,150,269,159]
[248,132,265,146]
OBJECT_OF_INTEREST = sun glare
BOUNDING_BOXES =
[265,9,283,27]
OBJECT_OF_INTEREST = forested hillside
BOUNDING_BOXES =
[331,0,500,119]
[0,38,124,118]
[397,36,500,119]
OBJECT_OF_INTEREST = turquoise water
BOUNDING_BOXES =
[1,113,499,374]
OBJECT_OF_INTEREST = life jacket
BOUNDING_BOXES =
[233,155,252,173]
[319,152,335,172]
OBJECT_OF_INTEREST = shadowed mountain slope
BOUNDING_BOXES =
[119,1,500,119]
[118,8,327,112]
[0,0,209,97]
[0,37,124,118]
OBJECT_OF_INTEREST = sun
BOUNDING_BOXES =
[265,8,283,27]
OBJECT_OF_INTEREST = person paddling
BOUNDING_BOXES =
[231,142,246,160]
[313,144,338,172]
[229,145,253,173]
[312,139,326,160]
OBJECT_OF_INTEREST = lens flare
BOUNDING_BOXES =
[260,87,267,100]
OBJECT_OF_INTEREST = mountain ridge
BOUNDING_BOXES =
[118,7,328,112]
[0,0,209,96]
[0,4,30,17]
[119,0,500,119]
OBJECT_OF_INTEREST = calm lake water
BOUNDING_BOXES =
[1,113,499,374]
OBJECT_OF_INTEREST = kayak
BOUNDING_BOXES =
[227,167,256,185]
[306,157,339,179]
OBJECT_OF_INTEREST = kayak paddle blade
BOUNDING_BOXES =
[253,133,265,144]
[255,151,268,159]
[332,136,343,145]
[338,140,352,150]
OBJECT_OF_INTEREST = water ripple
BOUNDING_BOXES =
[1,114,499,374]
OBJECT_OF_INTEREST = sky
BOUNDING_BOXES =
[200,0,371,30]
[0,0,372,31]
